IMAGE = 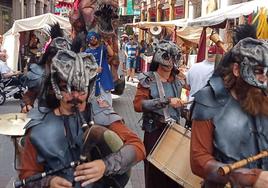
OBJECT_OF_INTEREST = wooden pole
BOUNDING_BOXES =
[139,10,145,42]
[169,0,175,21]
[184,0,189,19]
[156,0,161,22]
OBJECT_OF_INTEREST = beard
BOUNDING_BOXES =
[89,40,99,47]
[233,77,268,116]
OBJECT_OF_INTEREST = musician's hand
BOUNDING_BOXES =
[15,70,22,75]
[169,98,185,108]
[21,105,33,113]
[229,168,264,187]
[50,176,72,188]
[74,159,106,187]
[254,171,268,188]
[96,67,102,73]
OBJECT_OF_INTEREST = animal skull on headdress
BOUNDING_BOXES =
[152,40,182,68]
[232,37,268,89]
[70,0,119,36]
[51,50,98,100]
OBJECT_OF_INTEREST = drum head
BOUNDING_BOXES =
[147,123,202,188]
[0,113,30,136]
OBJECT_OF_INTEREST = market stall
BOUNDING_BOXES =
[2,13,71,71]
[187,0,268,63]
[125,19,213,68]
[187,0,268,27]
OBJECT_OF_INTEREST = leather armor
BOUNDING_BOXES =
[192,75,268,169]
[138,72,182,132]
[25,106,135,188]
[26,107,92,188]
[25,63,45,89]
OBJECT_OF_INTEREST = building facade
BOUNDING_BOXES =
[140,0,253,23]
[140,0,193,22]
[0,0,59,34]
[0,0,12,34]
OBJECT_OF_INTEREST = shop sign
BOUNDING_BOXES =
[175,5,183,17]
[165,9,170,18]
[149,7,156,17]
[134,9,141,15]
[134,0,141,9]
[127,0,134,15]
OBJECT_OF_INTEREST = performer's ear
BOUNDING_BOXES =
[233,63,240,77]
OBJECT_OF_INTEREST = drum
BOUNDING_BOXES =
[147,122,202,188]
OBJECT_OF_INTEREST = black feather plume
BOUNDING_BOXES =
[49,22,64,39]
[71,32,86,53]
[233,24,257,45]
[37,22,64,65]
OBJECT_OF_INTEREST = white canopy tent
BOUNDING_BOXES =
[125,19,213,46]
[126,19,189,29]
[188,0,268,27]
[2,13,71,70]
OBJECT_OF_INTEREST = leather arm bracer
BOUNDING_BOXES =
[103,145,136,176]
[141,98,169,112]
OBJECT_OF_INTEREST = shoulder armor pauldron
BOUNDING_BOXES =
[192,76,230,120]
[25,107,51,130]
[25,64,46,89]
[138,72,155,88]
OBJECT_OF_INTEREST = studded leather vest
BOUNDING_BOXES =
[192,76,268,169]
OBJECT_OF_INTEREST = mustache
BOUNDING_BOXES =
[67,98,83,105]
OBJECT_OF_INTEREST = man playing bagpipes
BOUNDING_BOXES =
[190,25,268,187]
[17,46,145,187]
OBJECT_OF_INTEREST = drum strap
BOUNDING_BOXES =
[153,72,172,123]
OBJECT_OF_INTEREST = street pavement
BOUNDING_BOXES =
[0,99,21,188]
[113,80,145,188]
[0,79,145,188]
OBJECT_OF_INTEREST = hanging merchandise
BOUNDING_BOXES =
[255,8,268,39]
